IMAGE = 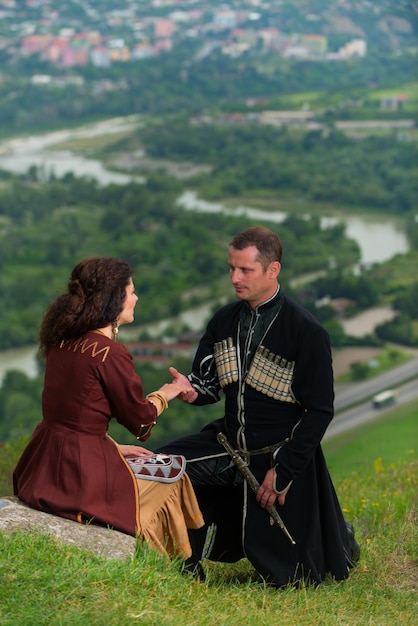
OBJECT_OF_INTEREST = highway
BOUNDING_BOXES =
[325,357,418,441]
[334,355,418,413]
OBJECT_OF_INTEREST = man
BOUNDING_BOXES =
[158,226,359,587]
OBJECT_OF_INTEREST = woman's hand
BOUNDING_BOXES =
[160,367,198,403]
[118,444,152,457]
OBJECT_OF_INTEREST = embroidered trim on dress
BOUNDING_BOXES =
[59,337,110,362]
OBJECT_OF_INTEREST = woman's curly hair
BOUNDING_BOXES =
[39,257,133,357]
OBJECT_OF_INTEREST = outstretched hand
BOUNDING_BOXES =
[168,366,198,403]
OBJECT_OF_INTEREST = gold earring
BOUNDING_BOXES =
[112,319,119,340]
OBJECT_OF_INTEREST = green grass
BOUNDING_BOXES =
[1,404,417,625]
[324,399,418,478]
[336,348,412,384]
[366,81,418,112]
[222,190,410,221]
[50,130,135,153]
[368,250,418,290]
[242,81,418,116]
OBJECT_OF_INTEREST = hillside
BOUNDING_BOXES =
[1,404,416,625]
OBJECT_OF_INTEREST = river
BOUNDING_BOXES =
[0,118,411,383]
[177,191,409,267]
[0,345,39,385]
[0,116,143,186]
[0,118,410,266]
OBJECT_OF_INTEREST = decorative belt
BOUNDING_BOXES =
[238,438,289,459]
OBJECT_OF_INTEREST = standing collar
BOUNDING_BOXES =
[245,285,281,314]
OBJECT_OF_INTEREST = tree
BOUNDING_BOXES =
[349,361,370,381]
[323,319,346,348]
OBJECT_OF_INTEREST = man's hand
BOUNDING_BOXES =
[256,468,289,508]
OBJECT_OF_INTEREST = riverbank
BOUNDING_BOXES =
[0,345,38,385]
[0,117,143,186]
[0,117,410,266]
[177,191,410,267]
[0,305,410,385]
[0,344,386,385]
[341,306,396,338]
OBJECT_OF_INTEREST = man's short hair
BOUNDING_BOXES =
[230,227,283,270]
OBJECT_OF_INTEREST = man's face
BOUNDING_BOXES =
[228,245,281,309]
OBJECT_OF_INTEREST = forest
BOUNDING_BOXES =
[0,169,361,350]
[122,122,418,212]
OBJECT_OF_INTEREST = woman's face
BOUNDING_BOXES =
[118,278,139,326]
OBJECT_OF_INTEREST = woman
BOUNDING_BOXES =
[13,256,204,561]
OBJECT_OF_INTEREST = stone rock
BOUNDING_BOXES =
[0,496,136,559]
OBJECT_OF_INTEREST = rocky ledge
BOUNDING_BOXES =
[0,496,137,559]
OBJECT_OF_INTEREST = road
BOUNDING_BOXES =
[334,355,418,413]
[325,359,418,441]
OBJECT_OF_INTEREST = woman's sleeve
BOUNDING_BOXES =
[99,346,159,441]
